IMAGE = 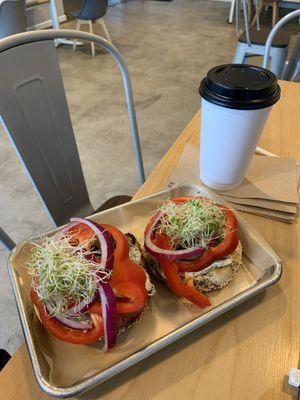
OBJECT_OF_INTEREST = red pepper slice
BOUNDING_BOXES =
[31,289,104,344]
[68,223,95,246]
[144,197,239,273]
[155,233,211,308]
[114,282,148,314]
[143,196,239,307]
[67,222,148,313]
[31,223,149,343]
[171,197,239,272]
[102,224,148,314]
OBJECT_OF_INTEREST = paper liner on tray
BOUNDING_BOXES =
[9,184,281,393]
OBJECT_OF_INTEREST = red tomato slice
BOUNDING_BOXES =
[144,197,239,272]
[114,282,149,314]
[31,289,104,345]
[31,223,149,343]
[68,223,95,246]
[156,233,211,308]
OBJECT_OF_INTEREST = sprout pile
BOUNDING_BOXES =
[157,198,227,249]
[26,231,110,316]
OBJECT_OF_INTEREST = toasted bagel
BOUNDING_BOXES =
[144,241,242,293]
[33,232,154,340]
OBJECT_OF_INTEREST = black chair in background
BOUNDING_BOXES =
[72,0,112,57]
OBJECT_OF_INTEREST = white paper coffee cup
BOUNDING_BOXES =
[199,64,280,191]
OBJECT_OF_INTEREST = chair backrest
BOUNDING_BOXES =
[0,0,26,39]
[0,29,145,231]
[0,40,94,226]
[77,0,107,20]
[263,9,300,71]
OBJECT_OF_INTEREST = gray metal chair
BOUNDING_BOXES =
[0,30,145,245]
[263,9,300,81]
[283,32,300,81]
[233,0,290,78]
[0,0,26,39]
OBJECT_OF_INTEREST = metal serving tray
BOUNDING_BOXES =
[8,183,282,398]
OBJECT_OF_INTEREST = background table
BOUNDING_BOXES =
[1,80,299,399]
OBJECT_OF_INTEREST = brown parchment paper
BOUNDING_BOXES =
[168,143,299,221]
[220,195,297,214]
[9,184,281,391]
[222,155,298,203]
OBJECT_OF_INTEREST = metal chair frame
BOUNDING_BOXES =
[263,8,300,76]
[0,29,145,251]
[233,0,289,77]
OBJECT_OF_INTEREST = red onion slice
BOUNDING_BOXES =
[66,291,99,317]
[59,221,81,236]
[46,305,93,330]
[70,218,114,271]
[144,212,206,260]
[98,283,118,351]
[69,218,118,350]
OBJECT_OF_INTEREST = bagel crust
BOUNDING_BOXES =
[144,241,242,293]
[33,233,154,341]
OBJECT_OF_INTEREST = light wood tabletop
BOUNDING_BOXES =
[1,80,299,400]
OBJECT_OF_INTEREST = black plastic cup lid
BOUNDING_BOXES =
[199,64,280,110]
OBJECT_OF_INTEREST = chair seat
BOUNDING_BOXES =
[239,27,291,48]
[71,10,104,21]
[94,195,132,213]
[71,0,107,22]
[0,349,11,371]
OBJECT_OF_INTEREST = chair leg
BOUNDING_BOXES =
[99,18,112,43]
[251,0,260,29]
[272,2,279,27]
[254,0,265,25]
[88,20,95,57]
[247,0,254,22]
[235,0,240,36]
[73,20,81,51]
[290,59,300,81]
[228,0,236,23]
[233,43,247,64]
[282,33,300,80]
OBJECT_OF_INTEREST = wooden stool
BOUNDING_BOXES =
[252,0,279,27]
[73,18,112,57]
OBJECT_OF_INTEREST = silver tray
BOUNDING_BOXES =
[8,183,282,398]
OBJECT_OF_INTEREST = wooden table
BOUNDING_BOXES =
[1,80,299,399]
